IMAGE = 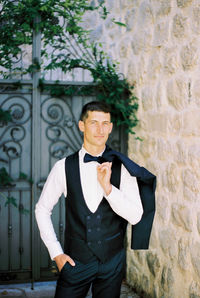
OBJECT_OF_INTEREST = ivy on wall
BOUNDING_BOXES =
[0,166,31,213]
[0,0,139,134]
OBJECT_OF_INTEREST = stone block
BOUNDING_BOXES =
[161,266,174,293]
[146,251,161,276]
[82,12,99,29]
[180,43,198,71]
[89,25,103,41]
[164,47,179,74]
[178,238,190,270]
[156,0,172,16]
[157,138,172,161]
[138,2,154,28]
[182,169,200,194]
[147,53,161,80]
[127,251,141,271]
[183,186,198,202]
[182,110,200,136]
[157,195,169,222]
[197,213,200,235]
[140,137,157,159]
[119,38,131,58]
[193,79,200,106]
[176,140,188,164]
[153,21,169,46]
[133,250,145,265]
[177,0,193,8]
[165,163,180,193]
[120,0,140,9]
[141,274,150,294]
[141,86,154,111]
[189,281,200,298]
[105,16,117,30]
[125,8,137,31]
[159,229,177,259]
[143,112,170,134]
[172,14,187,38]
[126,264,140,290]
[131,30,152,55]
[191,242,200,278]
[137,55,148,84]
[149,225,159,249]
[171,203,193,231]
[191,6,200,33]
[166,77,187,110]
[106,0,120,10]
[127,61,138,84]
[170,114,184,135]
[188,144,200,170]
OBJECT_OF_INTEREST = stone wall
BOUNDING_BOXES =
[85,0,200,297]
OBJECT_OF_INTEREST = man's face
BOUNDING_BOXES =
[79,111,113,149]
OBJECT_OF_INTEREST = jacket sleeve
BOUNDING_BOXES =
[131,167,156,249]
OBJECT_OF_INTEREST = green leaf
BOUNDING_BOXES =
[5,196,18,208]
[19,172,28,180]
[112,20,126,27]
[20,208,30,215]
[0,168,15,187]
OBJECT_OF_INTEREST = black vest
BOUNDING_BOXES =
[64,151,127,264]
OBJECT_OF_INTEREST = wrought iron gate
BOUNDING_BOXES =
[0,23,127,284]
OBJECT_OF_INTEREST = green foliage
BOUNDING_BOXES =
[5,196,18,208]
[0,167,15,187]
[0,0,139,134]
[0,168,30,214]
[0,108,12,125]
[19,172,34,184]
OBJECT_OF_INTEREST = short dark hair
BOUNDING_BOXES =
[80,101,111,121]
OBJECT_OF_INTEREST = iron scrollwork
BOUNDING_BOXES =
[41,97,83,159]
[0,96,31,162]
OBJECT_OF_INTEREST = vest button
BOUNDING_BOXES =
[88,228,92,232]
[97,227,100,231]
[98,240,102,244]
[96,215,101,219]
[88,242,91,246]
[87,216,91,220]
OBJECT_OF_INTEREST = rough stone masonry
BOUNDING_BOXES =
[83,0,200,297]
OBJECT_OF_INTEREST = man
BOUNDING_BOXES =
[35,101,156,298]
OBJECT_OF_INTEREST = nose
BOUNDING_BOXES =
[97,124,104,134]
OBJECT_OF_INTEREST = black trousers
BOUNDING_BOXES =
[54,249,126,298]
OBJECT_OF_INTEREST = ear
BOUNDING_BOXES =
[78,120,85,133]
[109,122,113,134]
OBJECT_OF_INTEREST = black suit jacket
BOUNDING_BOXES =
[102,145,156,249]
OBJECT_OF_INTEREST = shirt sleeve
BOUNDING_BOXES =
[105,164,143,225]
[35,159,66,260]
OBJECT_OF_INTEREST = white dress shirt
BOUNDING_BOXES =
[35,147,143,260]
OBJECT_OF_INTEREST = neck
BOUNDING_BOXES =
[83,143,106,156]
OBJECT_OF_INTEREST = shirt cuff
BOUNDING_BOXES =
[48,241,64,260]
[104,185,118,201]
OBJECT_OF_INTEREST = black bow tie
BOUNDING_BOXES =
[84,153,107,164]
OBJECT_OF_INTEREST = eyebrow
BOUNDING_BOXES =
[90,120,110,123]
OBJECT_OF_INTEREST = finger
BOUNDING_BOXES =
[98,166,109,173]
[66,256,75,266]
[98,162,111,170]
